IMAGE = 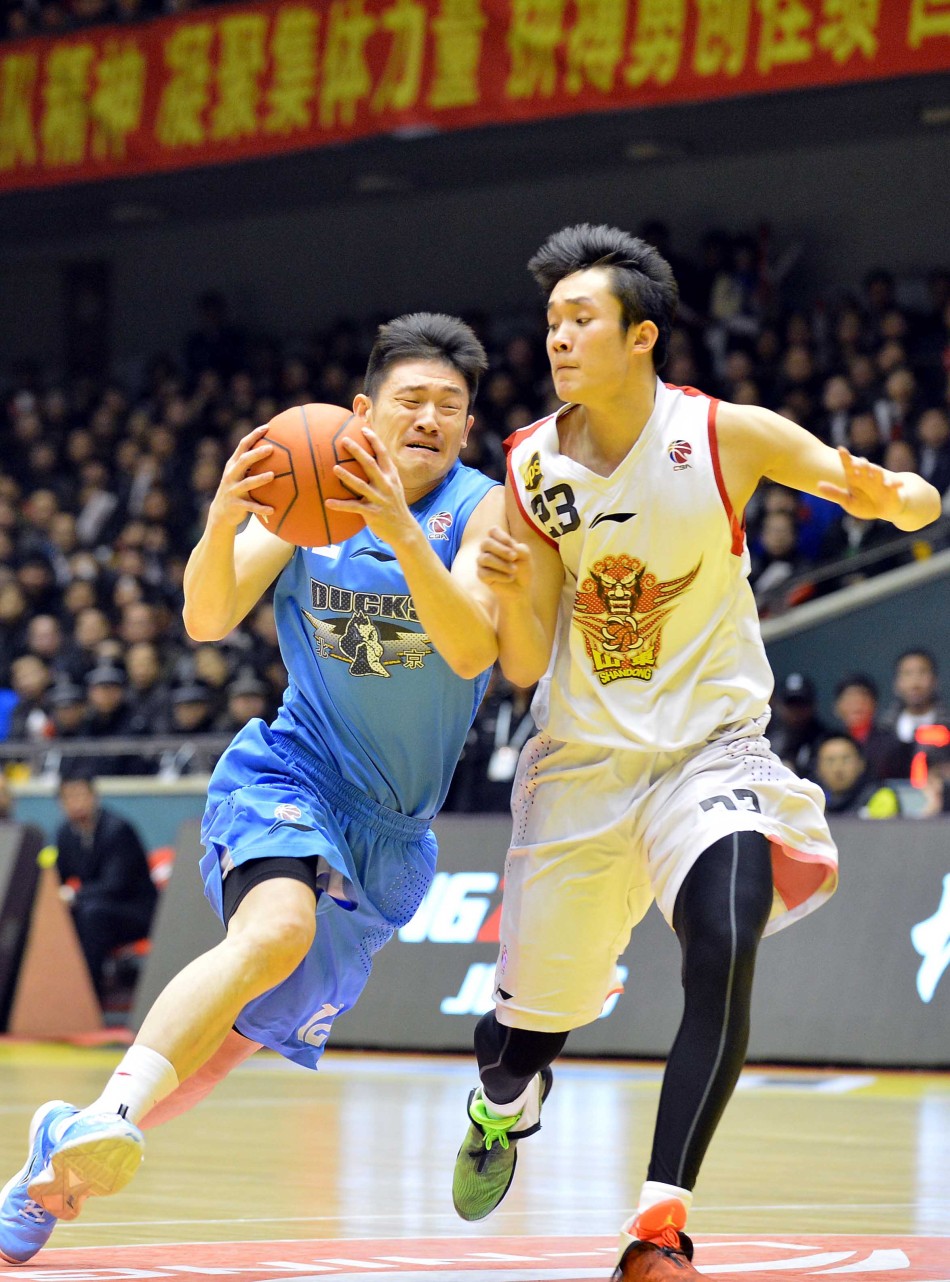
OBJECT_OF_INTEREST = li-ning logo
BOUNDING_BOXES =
[521,451,543,492]
[274,803,302,822]
[427,510,453,540]
[668,439,692,469]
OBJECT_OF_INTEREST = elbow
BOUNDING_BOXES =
[452,652,497,681]
[182,607,231,643]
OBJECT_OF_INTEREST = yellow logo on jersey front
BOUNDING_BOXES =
[521,451,543,492]
[572,554,701,685]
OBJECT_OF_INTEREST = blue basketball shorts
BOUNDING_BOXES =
[199,719,437,1069]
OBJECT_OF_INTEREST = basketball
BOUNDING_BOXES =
[248,403,373,547]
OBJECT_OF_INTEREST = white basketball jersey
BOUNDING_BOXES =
[507,378,774,752]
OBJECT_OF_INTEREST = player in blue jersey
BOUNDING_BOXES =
[0,313,504,1263]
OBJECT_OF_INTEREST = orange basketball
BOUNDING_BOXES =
[248,403,372,547]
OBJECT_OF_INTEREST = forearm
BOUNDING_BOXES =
[394,524,498,679]
[495,596,553,688]
[182,521,242,641]
[891,472,942,531]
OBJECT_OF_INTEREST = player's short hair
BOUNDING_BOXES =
[528,223,679,370]
[365,313,488,410]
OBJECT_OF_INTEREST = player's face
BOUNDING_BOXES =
[545,267,654,404]
[357,359,473,498]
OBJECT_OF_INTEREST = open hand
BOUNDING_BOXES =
[207,424,275,529]
[817,446,905,522]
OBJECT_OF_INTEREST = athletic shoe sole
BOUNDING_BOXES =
[28,1126,143,1221]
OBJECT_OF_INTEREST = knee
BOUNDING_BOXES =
[228,901,316,988]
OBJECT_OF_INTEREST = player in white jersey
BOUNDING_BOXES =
[451,224,941,1282]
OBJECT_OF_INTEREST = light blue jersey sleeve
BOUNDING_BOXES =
[269,461,498,817]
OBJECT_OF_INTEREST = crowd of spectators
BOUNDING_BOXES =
[1,229,949,797]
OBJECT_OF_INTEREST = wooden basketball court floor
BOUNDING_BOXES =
[0,1042,948,1281]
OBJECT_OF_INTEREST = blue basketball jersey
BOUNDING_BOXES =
[269,460,497,818]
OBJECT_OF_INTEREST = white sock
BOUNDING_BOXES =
[637,1180,694,1218]
[84,1045,180,1127]
[617,1182,694,1262]
[481,1080,533,1118]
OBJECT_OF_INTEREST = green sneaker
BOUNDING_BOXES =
[452,1067,553,1221]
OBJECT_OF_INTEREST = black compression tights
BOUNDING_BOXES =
[473,829,773,1191]
[647,829,773,1189]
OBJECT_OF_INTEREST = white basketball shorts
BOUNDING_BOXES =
[494,720,838,1033]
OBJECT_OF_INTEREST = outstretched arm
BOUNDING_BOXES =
[476,482,563,689]
[716,403,941,532]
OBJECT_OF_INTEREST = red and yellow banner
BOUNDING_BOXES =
[1,0,948,192]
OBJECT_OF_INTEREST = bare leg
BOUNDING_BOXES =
[134,877,316,1082]
[140,1029,262,1130]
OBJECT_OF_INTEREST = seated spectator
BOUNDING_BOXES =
[768,672,828,778]
[920,742,950,817]
[53,771,157,1000]
[831,673,907,780]
[916,407,950,497]
[124,640,171,736]
[749,510,808,610]
[216,670,269,734]
[880,649,950,762]
[6,653,51,743]
[813,733,900,817]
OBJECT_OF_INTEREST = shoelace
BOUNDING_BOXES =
[18,1199,49,1225]
[469,1096,523,1151]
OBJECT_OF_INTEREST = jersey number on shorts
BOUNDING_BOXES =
[530,483,580,539]
[699,788,761,813]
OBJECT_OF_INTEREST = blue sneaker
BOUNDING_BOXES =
[28,1110,145,1221]
[0,1100,77,1264]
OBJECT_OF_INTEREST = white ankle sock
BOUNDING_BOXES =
[85,1045,180,1127]
[481,1070,542,1119]
[637,1180,694,1217]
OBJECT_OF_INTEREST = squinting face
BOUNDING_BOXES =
[356,359,472,503]
[545,267,646,405]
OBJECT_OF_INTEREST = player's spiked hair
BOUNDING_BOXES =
[365,313,488,409]
[528,223,679,370]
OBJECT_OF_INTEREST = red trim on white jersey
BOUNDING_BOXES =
[706,399,745,557]
[504,416,560,550]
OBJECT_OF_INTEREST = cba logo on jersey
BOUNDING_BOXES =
[573,553,701,684]
[668,439,692,469]
[521,451,543,492]
[274,803,303,822]
[427,510,453,540]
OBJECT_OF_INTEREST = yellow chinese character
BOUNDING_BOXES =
[42,44,94,166]
[264,7,319,134]
[908,0,950,45]
[428,0,486,108]
[624,0,685,86]
[90,38,146,160]
[0,52,38,169]
[693,0,751,75]
[319,0,376,127]
[756,0,813,71]
[565,0,626,93]
[817,0,879,60]
[372,0,426,111]
[156,24,214,148]
[506,0,567,99]
[211,13,267,141]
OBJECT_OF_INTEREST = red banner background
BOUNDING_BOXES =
[1,0,948,192]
